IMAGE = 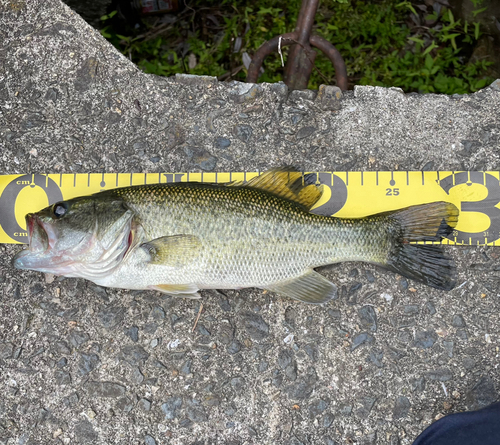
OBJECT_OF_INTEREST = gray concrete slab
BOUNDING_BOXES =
[1,1,500,444]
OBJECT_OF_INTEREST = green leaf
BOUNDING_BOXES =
[100,28,111,39]
[425,54,434,70]
[472,7,487,17]
[474,79,487,90]
[442,33,460,41]
[448,9,454,24]
[100,10,117,21]
[396,1,417,16]
[423,41,438,55]
[409,36,425,45]
[474,22,481,40]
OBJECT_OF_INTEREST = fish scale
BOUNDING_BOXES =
[111,183,391,288]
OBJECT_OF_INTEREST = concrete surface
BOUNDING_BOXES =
[1,1,500,444]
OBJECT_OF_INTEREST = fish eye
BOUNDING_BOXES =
[53,202,68,219]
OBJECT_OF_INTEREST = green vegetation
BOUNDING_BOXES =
[100,0,493,94]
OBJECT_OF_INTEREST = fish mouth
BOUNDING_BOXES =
[12,214,52,270]
[28,214,51,253]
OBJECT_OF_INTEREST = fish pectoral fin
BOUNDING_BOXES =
[141,234,201,267]
[149,283,201,299]
[265,270,337,304]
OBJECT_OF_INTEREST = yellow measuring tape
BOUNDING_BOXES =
[0,171,498,246]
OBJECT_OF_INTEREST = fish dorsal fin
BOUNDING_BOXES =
[264,269,337,304]
[141,234,201,267]
[227,168,323,211]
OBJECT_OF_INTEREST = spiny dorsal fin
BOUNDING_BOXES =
[227,168,323,211]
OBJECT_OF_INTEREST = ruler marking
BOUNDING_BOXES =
[1,170,498,247]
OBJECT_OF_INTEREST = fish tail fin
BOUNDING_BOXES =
[384,202,459,290]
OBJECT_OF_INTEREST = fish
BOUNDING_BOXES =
[12,169,459,304]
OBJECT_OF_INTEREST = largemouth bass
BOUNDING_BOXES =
[13,169,459,303]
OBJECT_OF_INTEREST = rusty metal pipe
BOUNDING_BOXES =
[284,0,320,89]
[310,34,348,91]
[296,0,320,45]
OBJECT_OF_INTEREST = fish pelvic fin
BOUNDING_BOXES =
[141,234,201,267]
[150,283,201,298]
[384,202,459,290]
[265,269,337,304]
[227,168,323,211]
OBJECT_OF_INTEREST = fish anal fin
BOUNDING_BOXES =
[227,168,323,211]
[265,270,337,304]
[141,234,201,266]
[150,283,201,299]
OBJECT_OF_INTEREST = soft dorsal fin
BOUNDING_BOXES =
[227,168,323,210]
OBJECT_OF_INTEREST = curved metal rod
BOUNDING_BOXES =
[309,34,348,91]
[246,32,298,83]
[247,32,348,91]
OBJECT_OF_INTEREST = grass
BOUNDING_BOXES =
[100,0,494,94]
